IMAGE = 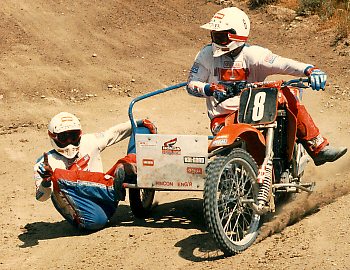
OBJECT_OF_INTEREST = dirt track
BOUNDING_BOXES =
[1,1,350,269]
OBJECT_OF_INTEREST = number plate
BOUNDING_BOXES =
[238,87,278,124]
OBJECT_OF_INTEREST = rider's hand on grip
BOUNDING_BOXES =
[208,83,227,102]
[305,66,327,91]
[213,90,228,102]
[209,83,226,93]
[138,119,157,134]
[37,152,53,181]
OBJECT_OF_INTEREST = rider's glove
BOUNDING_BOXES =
[204,83,228,102]
[137,119,157,134]
[304,66,327,91]
[213,90,228,103]
[204,83,225,96]
[37,153,53,187]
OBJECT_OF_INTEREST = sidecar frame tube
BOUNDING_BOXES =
[128,82,187,133]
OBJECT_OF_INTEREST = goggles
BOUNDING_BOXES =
[210,29,247,46]
[49,130,82,148]
[211,30,234,46]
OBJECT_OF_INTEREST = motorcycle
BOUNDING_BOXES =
[126,78,315,256]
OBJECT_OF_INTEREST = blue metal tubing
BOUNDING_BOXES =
[128,82,187,133]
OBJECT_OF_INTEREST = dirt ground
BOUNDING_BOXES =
[1,0,350,269]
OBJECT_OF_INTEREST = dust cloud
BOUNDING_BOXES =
[257,162,350,242]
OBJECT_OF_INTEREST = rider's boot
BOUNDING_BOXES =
[311,145,347,166]
[302,134,347,166]
[295,105,347,166]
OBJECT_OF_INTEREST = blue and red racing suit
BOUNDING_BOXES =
[33,121,138,230]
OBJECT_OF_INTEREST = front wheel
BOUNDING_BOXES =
[129,188,155,218]
[203,148,260,256]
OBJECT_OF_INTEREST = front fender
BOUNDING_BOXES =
[209,124,266,164]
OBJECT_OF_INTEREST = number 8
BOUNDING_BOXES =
[252,92,266,121]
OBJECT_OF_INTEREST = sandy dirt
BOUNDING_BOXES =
[0,0,350,269]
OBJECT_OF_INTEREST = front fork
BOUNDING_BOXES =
[247,126,275,215]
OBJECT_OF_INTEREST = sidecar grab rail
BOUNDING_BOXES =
[128,82,187,132]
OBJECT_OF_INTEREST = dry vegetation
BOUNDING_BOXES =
[213,0,350,41]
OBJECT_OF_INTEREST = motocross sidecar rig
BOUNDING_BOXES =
[124,79,315,256]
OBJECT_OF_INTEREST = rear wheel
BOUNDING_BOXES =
[203,148,260,256]
[129,188,155,218]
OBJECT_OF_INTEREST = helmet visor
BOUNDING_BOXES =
[49,130,82,148]
[211,31,230,45]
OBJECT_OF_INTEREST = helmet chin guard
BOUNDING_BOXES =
[201,7,250,57]
[55,144,80,159]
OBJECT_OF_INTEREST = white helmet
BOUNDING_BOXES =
[201,7,250,57]
[48,112,82,159]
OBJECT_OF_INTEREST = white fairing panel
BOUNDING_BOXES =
[136,134,208,190]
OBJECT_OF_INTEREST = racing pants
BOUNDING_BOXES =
[210,87,328,157]
[51,153,136,231]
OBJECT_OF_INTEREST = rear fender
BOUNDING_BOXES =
[209,124,266,164]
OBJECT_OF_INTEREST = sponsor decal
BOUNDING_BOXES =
[138,141,156,147]
[216,135,228,139]
[155,181,174,187]
[61,116,73,122]
[154,181,193,188]
[216,67,248,81]
[223,61,243,69]
[211,138,228,146]
[162,138,181,155]
[184,156,206,164]
[186,167,203,175]
[213,12,225,19]
[223,61,233,68]
[191,63,200,73]
[142,159,154,166]
[232,61,244,69]
[177,181,193,187]
[264,54,277,64]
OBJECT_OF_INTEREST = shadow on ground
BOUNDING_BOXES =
[112,197,206,230]
[18,220,84,248]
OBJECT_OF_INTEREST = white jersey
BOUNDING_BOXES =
[187,44,311,119]
[34,121,132,202]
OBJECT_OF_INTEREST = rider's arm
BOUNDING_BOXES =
[186,45,213,98]
[34,159,52,202]
[95,121,132,151]
[246,45,312,79]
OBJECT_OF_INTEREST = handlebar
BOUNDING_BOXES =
[127,78,310,133]
[220,78,310,101]
[282,78,310,88]
[246,78,310,89]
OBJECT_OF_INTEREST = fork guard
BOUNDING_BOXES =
[208,123,266,164]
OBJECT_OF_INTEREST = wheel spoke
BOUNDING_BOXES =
[222,209,235,232]
[205,150,260,254]
[217,156,258,243]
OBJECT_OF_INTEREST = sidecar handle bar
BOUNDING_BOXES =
[128,82,187,133]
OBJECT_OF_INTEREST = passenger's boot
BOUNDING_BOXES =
[113,166,126,201]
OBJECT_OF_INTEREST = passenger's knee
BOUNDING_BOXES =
[79,214,109,231]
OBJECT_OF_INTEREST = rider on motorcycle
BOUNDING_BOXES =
[186,7,347,166]
[33,112,156,230]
